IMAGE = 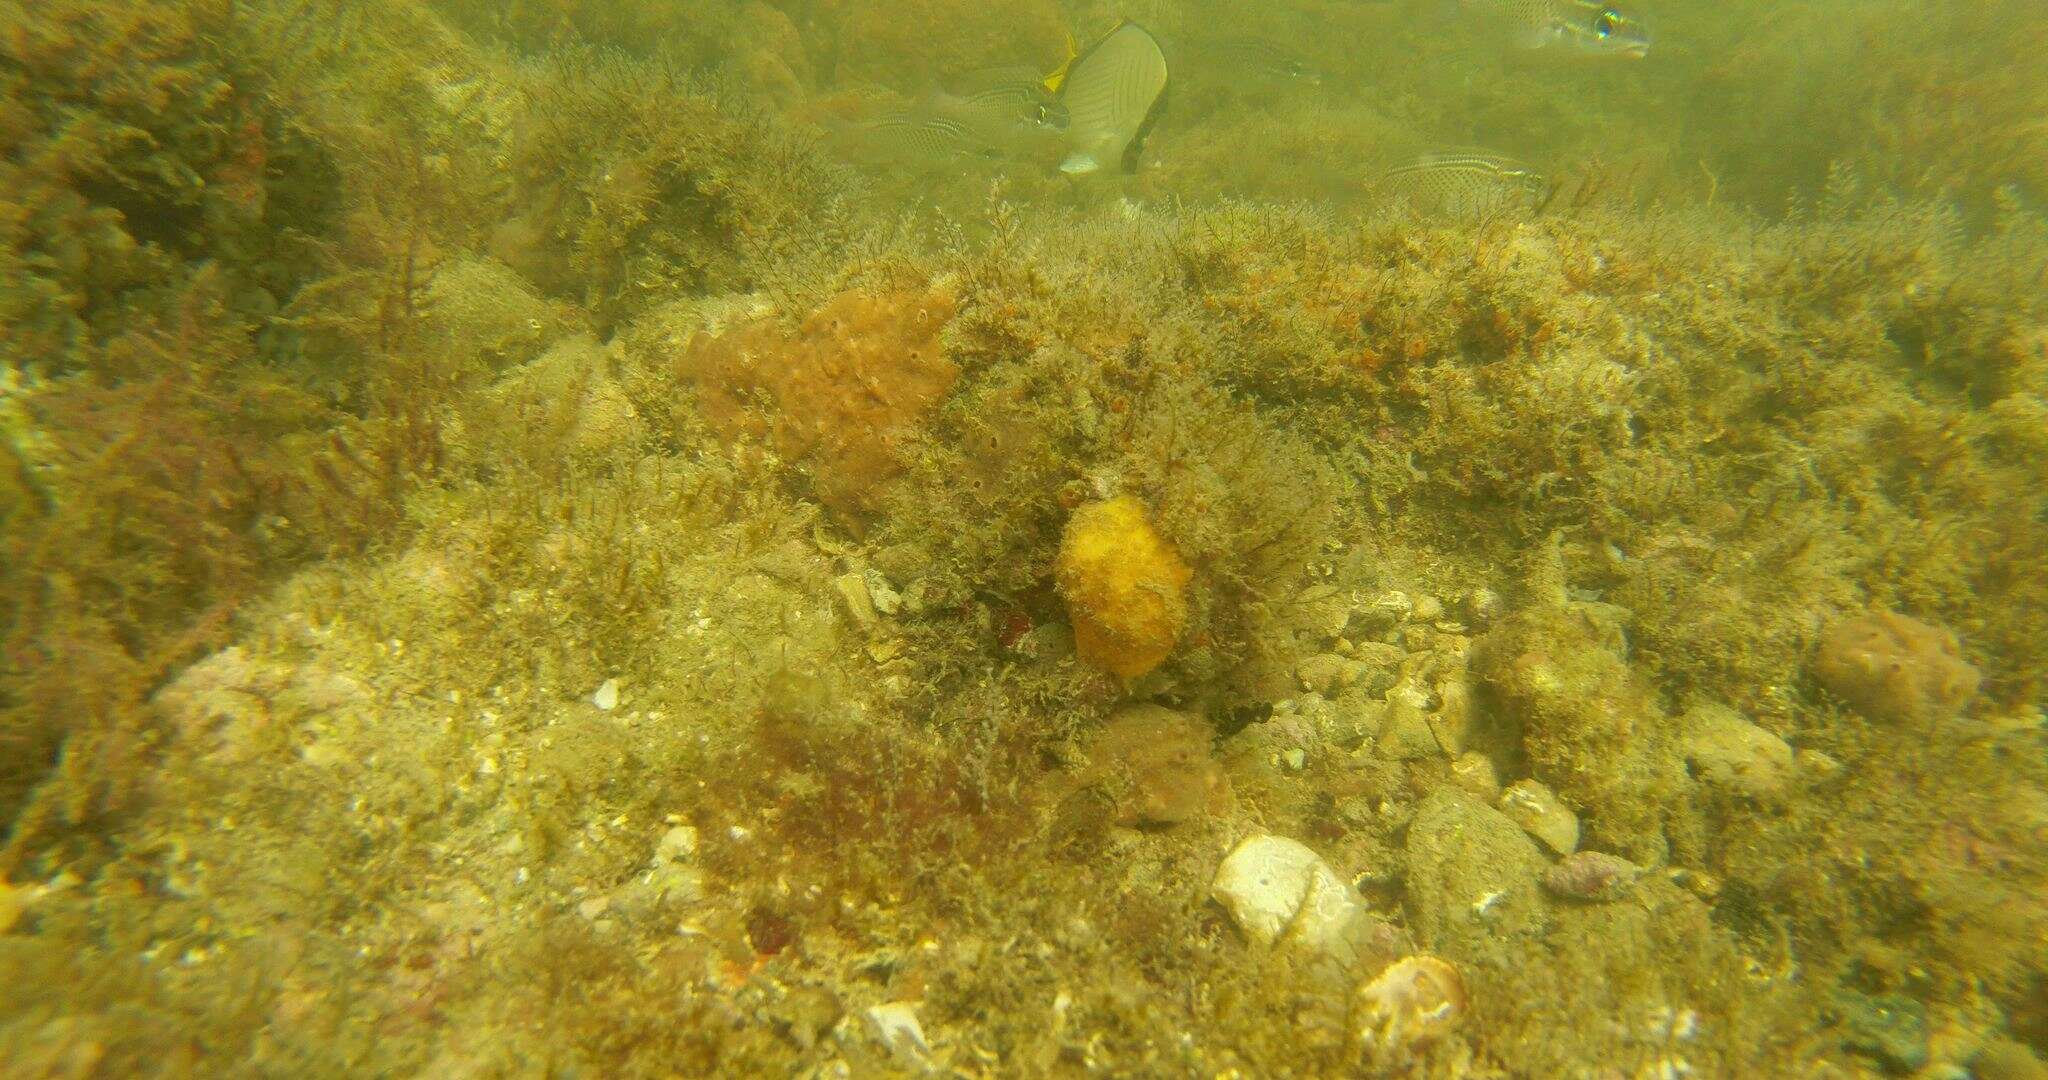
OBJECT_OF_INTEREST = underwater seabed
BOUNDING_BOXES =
[3,0,2048,1077]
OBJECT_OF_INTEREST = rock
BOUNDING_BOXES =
[834,571,879,626]
[1425,669,1477,756]
[1411,594,1445,622]
[1359,590,1414,630]
[1542,851,1638,902]
[1681,703,1795,799]
[1450,753,1502,801]
[1348,642,1407,696]
[1376,680,1444,760]
[1830,989,1930,1074]
[655,825,699,863]
[1814,610,1979,724]
[864,569,902,615]
[1298,653,1365,694]
[1497,779,1580,856]
[1355,955,1467,1069]
[1212,834,1364,956]
[1085,705,1231,827]
[1404,790,1549,946]
[0,878,28,934]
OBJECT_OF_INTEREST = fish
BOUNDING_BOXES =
[823,65,1071,169]
[1055,20,1170,176]
[1460,0,1651,59]
[928,73,1070,147]
[1375,149,1549,215]
[1187,36,1324,85]
[1039,31,1082,94]
[827,112,1005,166]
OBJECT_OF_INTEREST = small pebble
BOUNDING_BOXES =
[1361,590,1414,629]
[1542,851,1637,901]
[1499,779,1580,856]
[1682,704,1794,799]
[655,825,699,864]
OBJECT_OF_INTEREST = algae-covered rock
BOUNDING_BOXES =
[1681,702,1795,800]
[1498,778,1579,855]
[1830,988,1931,1074]
[1404,790,1549,949]
[1085,704,1231,827]
[1470,600,1680,862]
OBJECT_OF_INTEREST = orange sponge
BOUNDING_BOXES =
[1055,496,1193,679]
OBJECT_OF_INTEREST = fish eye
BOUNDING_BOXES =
[1594,9,1620,36]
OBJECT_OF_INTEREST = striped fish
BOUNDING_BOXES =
[1188,36,1324,85]
[929,75,1070,148]
[831,112,1004,166]
[1376,149,1549,215]
[1462,0,1651,58]
[1056,21,1170,176]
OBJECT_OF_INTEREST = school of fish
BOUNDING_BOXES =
[826,4,1651,210]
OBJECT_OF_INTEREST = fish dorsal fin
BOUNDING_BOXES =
[1041,30,1081,94]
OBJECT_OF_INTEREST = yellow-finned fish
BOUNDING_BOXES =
[1055,20,1170,176]
[1461,0,1651,59]
[1040,31,1081,94]
[1375,149,1549,215]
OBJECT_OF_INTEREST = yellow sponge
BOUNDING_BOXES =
[1055,496,1193,678]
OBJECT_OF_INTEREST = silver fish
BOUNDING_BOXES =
[1189,36,1324,85]
[830,112,1003,166]
[1376,149,1549,215]
[1057,21,1170,176]
[1461,0,1651,59]
[928,77,1069,148]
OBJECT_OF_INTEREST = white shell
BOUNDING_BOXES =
[864,1001,931,1068]
[1356,955,1466,1066]
[592,678,620,711]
